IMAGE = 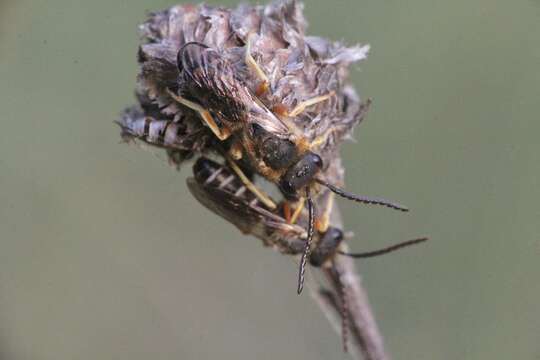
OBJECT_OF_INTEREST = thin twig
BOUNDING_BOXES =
[310,189,390,360]
[310,254,389,360]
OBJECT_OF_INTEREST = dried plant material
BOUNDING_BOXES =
[123,0,370,170]
[117,1,413,359]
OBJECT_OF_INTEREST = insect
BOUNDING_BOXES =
[116,104,214,168]
[187,156,427,351]
[187,157,427,283]
[167,40,412,293]
[121,1,428,355]
[187,156,333,259]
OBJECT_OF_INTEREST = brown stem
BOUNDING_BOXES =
[311,255,389,360]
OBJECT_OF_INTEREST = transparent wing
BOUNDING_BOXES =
[246,98,293,139]
[180,42,292,138]
[186,177,306,254]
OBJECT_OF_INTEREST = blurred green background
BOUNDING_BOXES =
[1,0,539,359]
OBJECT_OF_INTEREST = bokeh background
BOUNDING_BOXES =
[1,0,539,359]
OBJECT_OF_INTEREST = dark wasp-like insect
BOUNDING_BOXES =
[187,156,427,350]
[188,156,427,264]
[165,40,417,293]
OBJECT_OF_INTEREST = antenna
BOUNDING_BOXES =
[315,178,409,212]
[297,191,314,295]
[340,281,349,353]
[339,237,429,258]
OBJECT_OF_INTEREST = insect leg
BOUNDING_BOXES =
[315,192,335,233]
[245,33,270,96]
[166,89,231,141]
[282,202,292,223]
[310,128,338,150]
[288,91,336,117]
[225,156,277,210]
[228,140,243,160]
[288,197,306,225]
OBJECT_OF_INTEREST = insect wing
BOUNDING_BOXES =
[180,43,291,139]
[179,42,250,127]
[179,43,227,88]
[246,99,293,139]
[186,177,305,253]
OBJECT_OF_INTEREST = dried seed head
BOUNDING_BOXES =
[123,0,370,170]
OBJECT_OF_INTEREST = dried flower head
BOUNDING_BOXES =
[119,0,371,172]
[117,1,425,357]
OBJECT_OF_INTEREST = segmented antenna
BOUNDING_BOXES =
[297,191,314,295]
[315,178,409,212]
[339,237,429,258]
[340,281,349,353]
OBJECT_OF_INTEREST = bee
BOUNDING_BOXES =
[187,156,343,262]
[187,157,427,281]
[187,156,427,351]
[168,41,413,293]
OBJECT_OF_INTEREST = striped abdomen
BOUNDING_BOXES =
[118,107,192,150]
[192,158,264,208]
[190,157,344,263]
[121,116,186,148]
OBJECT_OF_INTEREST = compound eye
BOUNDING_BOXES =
[312,153,323,169]
[279,179,296,198]
[309,226,344,267]
[325,227,343,242]
[279,152,323,199]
